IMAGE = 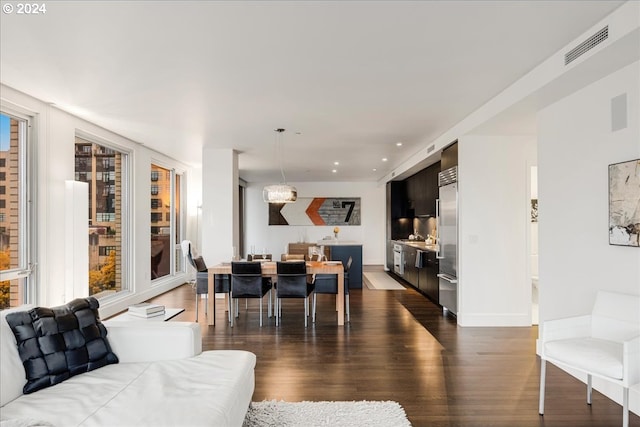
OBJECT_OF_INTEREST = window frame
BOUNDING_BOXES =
[0,106,36,306]
[75,131,132,301]
[150,161,185,281]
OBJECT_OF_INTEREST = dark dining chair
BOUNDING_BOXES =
[312,256,352,323]
[230,261,271,327]
[245,254,273,307]
[275,261,315,327]
[182,240,231,324]
[281,254,311,281]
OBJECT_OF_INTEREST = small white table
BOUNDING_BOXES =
[106,308,185,322]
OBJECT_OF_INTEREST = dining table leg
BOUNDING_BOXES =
[207,270,215,326]
[337,270,345,326]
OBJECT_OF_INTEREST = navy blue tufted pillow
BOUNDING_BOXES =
[5,297,118,394]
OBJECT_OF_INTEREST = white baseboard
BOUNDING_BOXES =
[457,312,531,327]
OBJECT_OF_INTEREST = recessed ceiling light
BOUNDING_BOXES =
[334,161,339,166]
[372,168,377,172]
[396,142,403,147]
[382,158,388,162]
[332,169,337,173]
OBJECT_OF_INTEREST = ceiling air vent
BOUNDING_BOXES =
[565,26,608,65]
[427,144,435,153]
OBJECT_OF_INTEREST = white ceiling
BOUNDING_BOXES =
[0,1,624,182]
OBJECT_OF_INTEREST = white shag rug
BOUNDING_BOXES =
[364,272,406,290]
[243,400,412,427]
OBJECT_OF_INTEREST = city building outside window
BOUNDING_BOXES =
[75,136,128,298]
[150,164,183,280]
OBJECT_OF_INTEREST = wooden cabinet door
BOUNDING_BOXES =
[423,164,440,217]
[425,251,439,303]
[390,181,408,219]
[404,247,418,287]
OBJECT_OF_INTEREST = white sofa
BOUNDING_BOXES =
[538,290,640,427]
[1,305,256,427]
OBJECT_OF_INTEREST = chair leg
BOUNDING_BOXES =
[230,298,234,328]
[587,374,592,405]
[304,296,308,327]
[346,294,350,322]
[539,359,546,415]
[312,293,317,323]
[227,293,232,323]
[259,297,263,327]
[195,292,199,321]
[209,294,213,326]
[275,298,279,326]
[623,387,629,427]
[267,289,272,318]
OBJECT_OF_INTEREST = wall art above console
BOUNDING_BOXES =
[269,197,361,226]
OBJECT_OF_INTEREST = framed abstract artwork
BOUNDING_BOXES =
[269,197,361,226]
[608,159,640,247]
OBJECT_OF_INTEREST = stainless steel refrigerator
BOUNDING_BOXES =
[437,166,458,315]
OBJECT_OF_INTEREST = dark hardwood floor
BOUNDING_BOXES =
[147,268,639,427]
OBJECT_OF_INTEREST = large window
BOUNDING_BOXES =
[75,137,128,297]
[150,164,182,279]
[0,112,32,309]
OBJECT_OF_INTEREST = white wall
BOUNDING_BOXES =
[537,60,640,412]
[244,181,386,264]
[1,84,195,318]
[457,135,537,326]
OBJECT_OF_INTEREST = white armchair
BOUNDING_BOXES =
[538,290,640,427]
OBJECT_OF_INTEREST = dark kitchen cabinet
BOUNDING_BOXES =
[423,163,439,217]
[403,246,418,288]
[415,170,429,216]
[406,172,420,217]
[405,162,440,218]
[418,251,439,303]
[388,181,409,219]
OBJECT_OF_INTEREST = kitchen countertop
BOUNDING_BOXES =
[317,240,362,246]
[393,240,439,252]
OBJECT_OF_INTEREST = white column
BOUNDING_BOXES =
[201,148,239,265]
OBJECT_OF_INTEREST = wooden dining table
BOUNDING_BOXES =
[207,260,346,325]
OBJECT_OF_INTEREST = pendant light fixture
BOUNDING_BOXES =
[263,128,297,203]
